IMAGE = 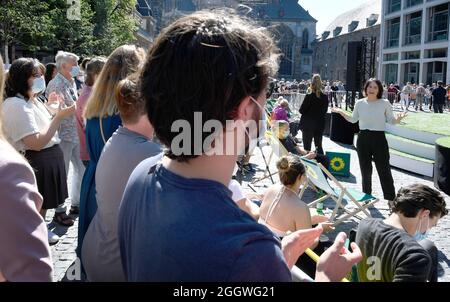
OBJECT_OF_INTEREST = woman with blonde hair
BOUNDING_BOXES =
[78,45,146,258]
[0,55,54,281]
[298,74,329,154]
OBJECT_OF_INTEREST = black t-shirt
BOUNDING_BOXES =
[356,218,431,282]
[279,136,300,155]
[432,87,447,104]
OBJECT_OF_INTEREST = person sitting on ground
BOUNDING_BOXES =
[273,120,330,169]
[356,183,447,282]
[259,155,333,278]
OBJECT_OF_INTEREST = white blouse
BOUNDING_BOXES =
[2,96,60,152]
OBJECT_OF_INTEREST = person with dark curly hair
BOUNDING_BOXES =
[356,184,448,282]
[118,10,362,282]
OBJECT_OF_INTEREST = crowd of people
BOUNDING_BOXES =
[386,82,450,113]
[0,10,448,283]
[271,77,450,114]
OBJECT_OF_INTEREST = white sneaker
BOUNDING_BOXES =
[48,230,60,245]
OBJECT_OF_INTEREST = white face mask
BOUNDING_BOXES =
[413,216,430,242]
[245,97,266,151]
[70,66,80,77]
[32,76,46,94]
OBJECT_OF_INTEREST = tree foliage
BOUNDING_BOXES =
[0,0,138,61]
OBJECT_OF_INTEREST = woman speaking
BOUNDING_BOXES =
[332,78,407,203]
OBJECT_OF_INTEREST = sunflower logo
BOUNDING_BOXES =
[330,157,346,172]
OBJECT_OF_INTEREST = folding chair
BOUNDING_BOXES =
[298,157,379,226]
[251,130,289,184]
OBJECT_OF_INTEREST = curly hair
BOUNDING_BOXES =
[139,9,279,162]
[392,184,448,218]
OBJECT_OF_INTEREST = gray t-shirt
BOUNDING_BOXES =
[356,218,431,282]
[349,98,396,131]
[82,126,162,281]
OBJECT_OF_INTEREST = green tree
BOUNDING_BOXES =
[1,0,138,62]
[45,0,96,57]
[89,0,138,55]
[0,0,51,64]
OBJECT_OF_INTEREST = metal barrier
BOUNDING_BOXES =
[271,91,360,111]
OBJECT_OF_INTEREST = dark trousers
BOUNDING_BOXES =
[356,130,396,200]
[433,103,444,113]
[302,128,324,155]
[418,239,438,282]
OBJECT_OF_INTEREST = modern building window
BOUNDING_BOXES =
[403,51,421,59]
[385,64,398,84]
[425,48,447,58]
[386,17,400,47]
[405,11,422,45]
[404,62,420,83]
[405,0,423,9]
[426,61,447,84]
[428,3,449,42]
[384,53,399,61]
[387,0,401,14]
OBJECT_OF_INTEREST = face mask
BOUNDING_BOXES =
[32,76,46,94]
[413,216,430,242]
[245,97,266,150]
[70,66,80,77]
[281,129,290,139]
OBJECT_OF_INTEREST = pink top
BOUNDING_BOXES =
[76,85,92,161]
[272,105,289,122]
[0,140,53,281]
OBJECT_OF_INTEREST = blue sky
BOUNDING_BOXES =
[299,0,371,34]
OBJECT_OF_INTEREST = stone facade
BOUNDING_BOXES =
[152,0,317,80]
[313,25,380,83]
[135,0,157,50]
[312,0,381,84]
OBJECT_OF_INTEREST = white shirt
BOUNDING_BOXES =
[228,179,245,203]
[2,96,60,152]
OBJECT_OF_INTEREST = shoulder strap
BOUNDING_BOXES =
[262,186,286,223]
[99,117,107,144]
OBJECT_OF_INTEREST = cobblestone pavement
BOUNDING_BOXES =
[50,135,450,282]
